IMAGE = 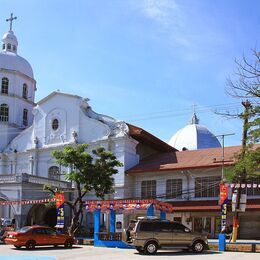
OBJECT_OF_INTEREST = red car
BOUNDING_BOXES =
[5,226,75,249]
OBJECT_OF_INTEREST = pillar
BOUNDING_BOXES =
[218,233,226,251]
[160,210,166,220]
[147,204,154,217]
[94,209,101,243]
[110,209,116,233]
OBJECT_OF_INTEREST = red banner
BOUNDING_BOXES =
[85,199,174,213]
[55,192,65,209]
[219,183,229,205]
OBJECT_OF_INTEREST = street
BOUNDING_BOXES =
[0,244,259,260]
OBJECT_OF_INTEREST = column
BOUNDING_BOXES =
[160,210,166,220]
[147,204,154,217]
[110,209,116,233]
[94,209,101,243]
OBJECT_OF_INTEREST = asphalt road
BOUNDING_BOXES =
[0,244,258,260]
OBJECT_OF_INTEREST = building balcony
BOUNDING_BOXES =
[0,173,71,189]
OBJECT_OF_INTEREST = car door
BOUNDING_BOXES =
[32,228,47,245]
[44,228,60,245]
[153,222,173,246]
[172,222,192,246]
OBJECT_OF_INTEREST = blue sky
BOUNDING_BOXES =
[1,0,259,146]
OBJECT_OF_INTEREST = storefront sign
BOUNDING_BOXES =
[219,183,229,230]
[55,192,65,228]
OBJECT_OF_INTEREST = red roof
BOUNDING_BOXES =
[127,145,243,174]
[127,123,176,153]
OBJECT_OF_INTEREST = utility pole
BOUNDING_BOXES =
[231,100,251,242]
[216,133,235,181]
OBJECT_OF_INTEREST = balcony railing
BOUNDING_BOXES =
[0,115,8,122]
[0,173,71,189]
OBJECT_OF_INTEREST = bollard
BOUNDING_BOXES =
[218,233,226,251]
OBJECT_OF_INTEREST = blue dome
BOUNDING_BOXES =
[168,113,221,151]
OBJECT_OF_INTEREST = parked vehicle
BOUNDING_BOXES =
[123,218,208,255]
[4,226,76,249]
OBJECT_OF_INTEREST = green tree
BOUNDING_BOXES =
[45,144,123,236]
[226,49,260,242]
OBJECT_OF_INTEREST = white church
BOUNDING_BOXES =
[1,17,259,239]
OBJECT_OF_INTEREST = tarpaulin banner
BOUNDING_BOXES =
[220,183,229,231]
[55,192,65,228]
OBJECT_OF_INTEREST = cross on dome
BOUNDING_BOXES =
[2,13,18,54]
[6,13,17,31]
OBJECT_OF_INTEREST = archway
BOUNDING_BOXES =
[26,204,57,227]
[0,195,16,220]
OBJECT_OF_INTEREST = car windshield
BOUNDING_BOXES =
[17,226,31,233]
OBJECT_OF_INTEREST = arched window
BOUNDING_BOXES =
[48,166,60,180]
[23,109,28,126]
[1,77,9,94]
[0,104,9,122]
[22,84,28,99]
[52,119,59,131]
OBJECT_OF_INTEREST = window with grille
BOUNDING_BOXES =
[166,179,182,199]
[141,180,156,199]
[1,77,9,94]
[23,84,28,99]
[23,109,28,126]
[195,176,221,198]
[48,166,60,180]
[0,104,9,122]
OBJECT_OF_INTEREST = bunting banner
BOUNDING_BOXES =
[220,183,229,231]
[0,198,55,206]
[55,192,65,228]
[229,183,260,188]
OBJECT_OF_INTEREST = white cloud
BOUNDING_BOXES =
[128,0,229,61]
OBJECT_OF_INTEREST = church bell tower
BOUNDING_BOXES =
[0,14,37,151]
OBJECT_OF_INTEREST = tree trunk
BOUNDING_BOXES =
[232,101,251,242]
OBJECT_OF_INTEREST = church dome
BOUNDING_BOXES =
[0,30,34,79]
[168,113,221,151]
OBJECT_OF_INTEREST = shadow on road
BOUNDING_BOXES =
[11,246,83,251]
[135,250,221,256]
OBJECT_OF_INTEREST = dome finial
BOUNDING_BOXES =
[2,14,18,54]
[6,13,17,31]
[190,112,199,124]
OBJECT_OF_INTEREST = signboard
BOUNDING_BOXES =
[55,192,65,228]
[219,183,229,231]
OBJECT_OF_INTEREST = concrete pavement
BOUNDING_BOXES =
[0,244,259,260]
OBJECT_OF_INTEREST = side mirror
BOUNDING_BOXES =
[184,228,190,233]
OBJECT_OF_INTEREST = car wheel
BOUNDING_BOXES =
[144,241,158,255]
[135,246,144,254]
[26,240,36,250]
[64,239,73,249]
[14,245,21,249]
[192,240,205,253]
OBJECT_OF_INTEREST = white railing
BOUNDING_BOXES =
[0,173,71,189]
[0,115,8,122]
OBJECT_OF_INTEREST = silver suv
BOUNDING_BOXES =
[123,219,208,254]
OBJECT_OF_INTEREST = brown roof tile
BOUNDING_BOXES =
[127,145,258,174]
